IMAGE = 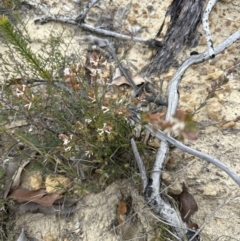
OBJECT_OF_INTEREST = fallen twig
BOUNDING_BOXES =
[75,0,100,23]
[34,16,158,46]
[202,0,218,58]
[83,35,139,92]
[146,125,240,186]
[131,138,148,191]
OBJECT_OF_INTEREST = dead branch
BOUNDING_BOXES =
[144,26,240,241]
[75,0,100,23]
[83,35,140,92]
[130,138,148,191]
[202,0,218,58]
[145,124,240,186]
[34,17,156,46]
[143,0,206,76]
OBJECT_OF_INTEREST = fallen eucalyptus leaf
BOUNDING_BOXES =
[9,202,76,216]
[3,159,30,199]
[8,188,62,206]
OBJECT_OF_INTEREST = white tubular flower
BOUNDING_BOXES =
[16,88,24,97]
[101,106,109,113]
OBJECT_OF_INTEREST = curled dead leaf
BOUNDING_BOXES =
[178,183,198,223]
[8,188,62,207]
[3,159,31,199]
[110,75,151,86]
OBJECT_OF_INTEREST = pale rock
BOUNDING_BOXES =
[45,174,71,194]
[187,162,202,179]
[168,183,182,195]
[205,71,223,81]
[203,184,218,196]
[206,98,223,121]
[148,138,160,148]
[162,172,171,181]
[29,172,43,190]
[145,50,154,60]
[20,170,42,191]
[43,234,57,241]
[221,121,236,129]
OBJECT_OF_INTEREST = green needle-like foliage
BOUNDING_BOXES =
[0,15,51,79]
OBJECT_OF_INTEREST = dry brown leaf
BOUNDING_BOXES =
[178,183,198,223]
[11,159,31,191]
[8,202,76,216]
[117,201,127,234]
[8,188,62,206]
[3,159,31,199]
[110,75,150,86]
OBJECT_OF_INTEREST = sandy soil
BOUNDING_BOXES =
[1,0,240,240]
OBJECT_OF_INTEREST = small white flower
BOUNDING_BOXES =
[64,67,71,76]
[101,106,109,113]
[85,150,93,157]
[85,118,92,123]
[97,128,104,136]
[63,138,70,145]
[97,123,112,135]
[16,88,24,97]
[24,102,32,110]
[64,146,71,151]
[22,84,26,92]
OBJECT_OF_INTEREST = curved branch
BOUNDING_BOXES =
[145,28,240,239]
[146,125,240,186]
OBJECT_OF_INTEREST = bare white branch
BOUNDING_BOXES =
[34,17,152,44]
[167,29,240,121]
[80,23,151,44]
[75,0,100,22]
[130,138,148,191]
[146,29,240,238]
[202,0,218,58]
[145,125,240,186]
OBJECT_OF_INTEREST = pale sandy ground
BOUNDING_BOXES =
[1,0,240,240]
